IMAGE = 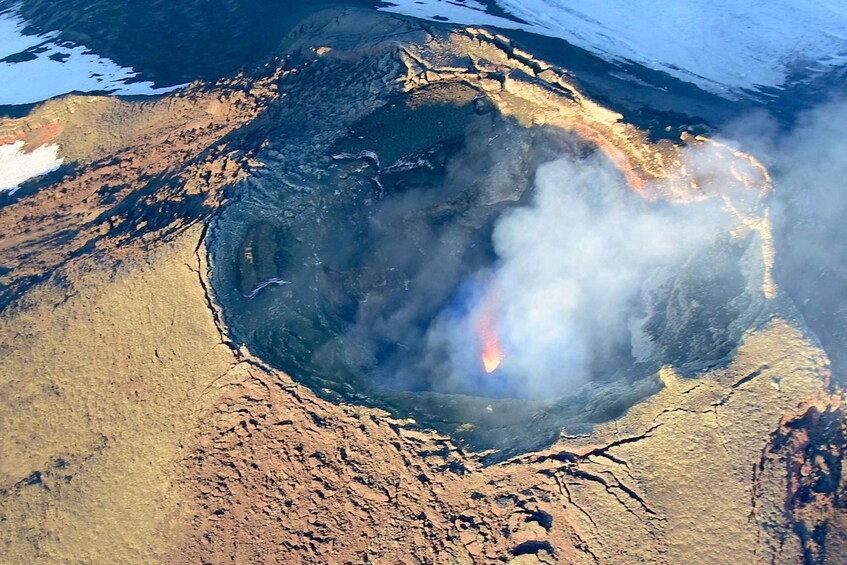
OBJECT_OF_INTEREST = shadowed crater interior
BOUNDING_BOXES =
[209,67,768,459]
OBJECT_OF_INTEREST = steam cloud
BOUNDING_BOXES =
[431,96,847,400]
[724,98,847,383]
[271,100,847,404]
[428,154,728,399]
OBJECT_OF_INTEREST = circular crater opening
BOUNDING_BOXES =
[209,86,765,459]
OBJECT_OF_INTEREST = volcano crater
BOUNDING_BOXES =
[208,79,768,458]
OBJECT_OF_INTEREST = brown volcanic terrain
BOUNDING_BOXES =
[0,70,280,305]
[1,10,845,564]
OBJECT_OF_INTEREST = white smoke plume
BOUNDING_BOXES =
[430,153,729,399]
[727,98,847,382]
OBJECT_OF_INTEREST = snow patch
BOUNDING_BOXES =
[381,0,847,97]
[0,9,185,106]
[0,140,63,193]
[380,0,521,29]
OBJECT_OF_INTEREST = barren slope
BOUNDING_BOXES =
[1,10,844,564]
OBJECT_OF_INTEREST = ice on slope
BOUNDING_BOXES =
[378,0,522,30]
[380,0,847,97]
[0,140,63,193]
[0,9,184,105]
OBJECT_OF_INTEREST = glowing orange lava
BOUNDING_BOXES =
[477,286,503,374]
[482,349,502,373]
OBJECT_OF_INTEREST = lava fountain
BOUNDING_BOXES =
[477,286,503,374]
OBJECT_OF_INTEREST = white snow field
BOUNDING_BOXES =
[381,0,847,98]
[0,140,63,193]
[0,9,184,105]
